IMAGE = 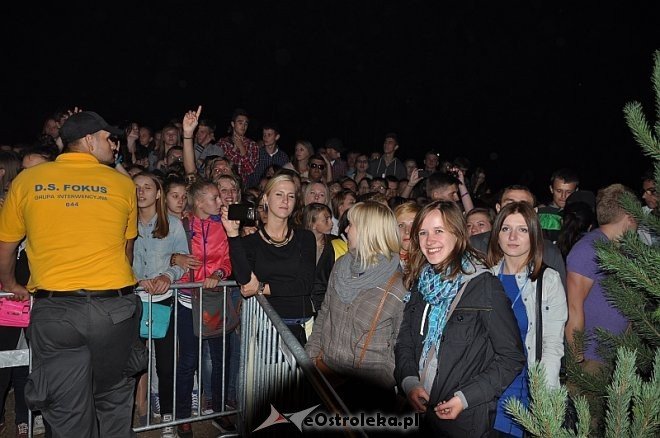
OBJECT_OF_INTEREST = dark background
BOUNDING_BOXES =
[1,1,658,201]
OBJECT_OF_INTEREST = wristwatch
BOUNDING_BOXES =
[169,253,179,267]
[257,282,265,295]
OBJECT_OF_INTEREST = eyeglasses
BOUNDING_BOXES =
[310,163,326,170]
[643,187,657,195]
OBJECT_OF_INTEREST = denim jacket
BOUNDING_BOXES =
[133,214,189,302]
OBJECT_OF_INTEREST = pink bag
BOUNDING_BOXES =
[0,298,31,327]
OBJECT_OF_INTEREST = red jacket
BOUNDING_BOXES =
[181,213,232,282]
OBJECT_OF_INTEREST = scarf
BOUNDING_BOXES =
[331,251,400,304]
[418,257,470,364]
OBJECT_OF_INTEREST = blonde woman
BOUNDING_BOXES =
[394,201,421,273]
[223,174,316,343]
[284,140,314,179]
[306,201,407,412]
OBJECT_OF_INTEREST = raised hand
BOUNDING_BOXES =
[220,205,241,238]
[182,105,202,138]
[409,168,424,186]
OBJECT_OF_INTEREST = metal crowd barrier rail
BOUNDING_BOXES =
[239,294,367,437]
[134,281,240,437]
[2,285,363,437]
[1,284,241,438]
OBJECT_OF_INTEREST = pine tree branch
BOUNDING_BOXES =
[596,236,660,302]
[653,50,660,127]
[595,329,655,376]
[566,332,611,397]
[624,101,660,160]
[505,363,590,437]
[630,350,660,437]
[605,348,639,438]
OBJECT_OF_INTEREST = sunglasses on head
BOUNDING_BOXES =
[310,163,326,170]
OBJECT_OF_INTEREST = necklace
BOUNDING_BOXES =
[259,224,293,247]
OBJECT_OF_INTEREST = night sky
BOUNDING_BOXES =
[1,1,659,200]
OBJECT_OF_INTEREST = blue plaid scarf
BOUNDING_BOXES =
[418,258,468,364]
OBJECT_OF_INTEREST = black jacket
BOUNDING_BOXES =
[394,272,526,437]
[311,235,338,312]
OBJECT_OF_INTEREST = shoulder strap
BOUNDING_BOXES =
[357,270,401,368]
[445,276,472,323]
[181,216,195,282]
[535,264,548,362]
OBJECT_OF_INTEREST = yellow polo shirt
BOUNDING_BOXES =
[0,153,137,291]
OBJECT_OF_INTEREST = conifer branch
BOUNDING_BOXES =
[604,348,639,438]
[624,101,660,160]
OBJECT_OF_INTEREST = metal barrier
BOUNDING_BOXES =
[239,294,367,437]
[1,284,241,438]
[134,281,243,437]
[2,286,362,437]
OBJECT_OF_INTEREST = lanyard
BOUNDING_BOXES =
[498,264,529,309]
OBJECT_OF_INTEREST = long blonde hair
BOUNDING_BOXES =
[347,201,400,270]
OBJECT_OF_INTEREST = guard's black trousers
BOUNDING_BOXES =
[24,293,144,438]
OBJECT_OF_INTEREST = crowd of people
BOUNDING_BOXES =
[0,105,656,437]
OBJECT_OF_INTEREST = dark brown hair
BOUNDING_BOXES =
[486,201,544,280]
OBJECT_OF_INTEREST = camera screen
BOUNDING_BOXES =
[227,203,256,224]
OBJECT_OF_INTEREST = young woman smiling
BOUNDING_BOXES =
[394,201,525,436]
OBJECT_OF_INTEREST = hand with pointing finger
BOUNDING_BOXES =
[182,105,202,139]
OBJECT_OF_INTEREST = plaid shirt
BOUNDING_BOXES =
[246,146,290,188]
[218,136,259,185]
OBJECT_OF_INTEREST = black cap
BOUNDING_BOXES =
[325,137,344,153]
[566,190,595,212]
[60,111,123,144]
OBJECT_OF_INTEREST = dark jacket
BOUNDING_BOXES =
[394,272,526,437]
[311,235,337,311]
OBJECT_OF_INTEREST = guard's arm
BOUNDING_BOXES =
[0,240,28,300]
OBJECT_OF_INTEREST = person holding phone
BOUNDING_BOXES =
[222,173,316,343]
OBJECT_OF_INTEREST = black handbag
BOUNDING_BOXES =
[535,264,578,432]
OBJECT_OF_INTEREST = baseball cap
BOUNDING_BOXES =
[60,111,124,144]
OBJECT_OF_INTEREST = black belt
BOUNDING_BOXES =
[34,285,135,299]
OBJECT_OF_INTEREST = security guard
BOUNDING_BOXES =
[0,111,144,438]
